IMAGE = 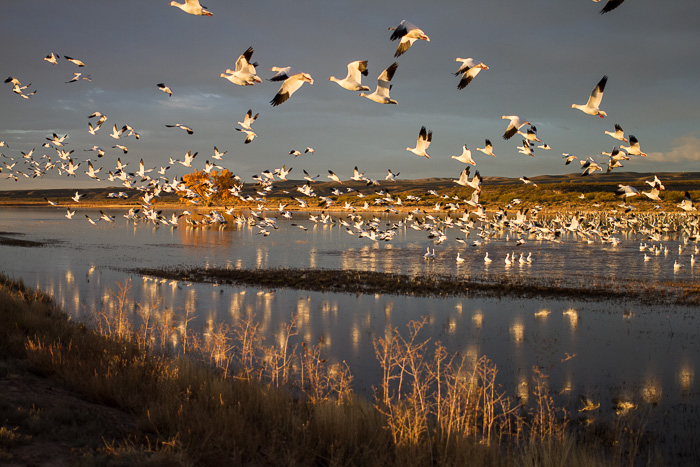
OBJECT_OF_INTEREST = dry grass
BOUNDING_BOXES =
[0,274,664,465]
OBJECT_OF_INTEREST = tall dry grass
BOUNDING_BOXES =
[1,275,661,466]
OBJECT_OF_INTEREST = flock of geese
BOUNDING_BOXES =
[1,0,698,273]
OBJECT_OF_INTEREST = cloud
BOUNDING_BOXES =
[647,134,700,163]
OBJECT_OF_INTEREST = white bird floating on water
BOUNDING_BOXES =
[570,75,608,118]
[406,126,432,159]
[388,20,430,58]
[169,0,213,16]
[359,62,398,105]
[329,60,370,91]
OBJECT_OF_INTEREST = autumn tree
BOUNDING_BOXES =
[177,169,241,207]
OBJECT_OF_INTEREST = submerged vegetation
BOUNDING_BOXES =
[0,274,667,465]
[136,265,700,306]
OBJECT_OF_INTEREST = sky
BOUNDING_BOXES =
[1,0,700,190]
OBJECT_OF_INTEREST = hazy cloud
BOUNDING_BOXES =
[647,134,700,163]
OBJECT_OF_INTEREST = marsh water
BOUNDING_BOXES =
[1,207,699,459]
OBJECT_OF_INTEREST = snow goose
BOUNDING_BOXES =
[595,0,625,15]
[617,184,640,197]
[237,109,258,130]
[642,188,661,201]
[388,20,430,57]
[327,170,343,184]
[329,60,370,91]
[476,139,495,157]
[483,252,492,264]
[165,123,194,135]
[619,135,647,157]
[359,62,398,105]
[406,126,432,158]
[454,58,489,89]
[518,140,534,157]
[385,169,400,181]
[63,56,86,67]
[220,47,261,86]
[304,147,315,154]
[501,115,531,140]
[235,128,257,144]
[456,252,465,264]
[520,176,537,187]
[451,145,475,165]
[604,123,627,142]
[570,75,608,118]
[157,83,173,96]
[678,192,697,212]
[212,146,227,160]
[169,0,213,16]
[44,53,59,65]
[289,149,302,157]
[270,72,314,106]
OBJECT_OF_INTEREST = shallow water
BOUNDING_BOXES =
[1,207,699,459]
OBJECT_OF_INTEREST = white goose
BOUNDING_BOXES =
[570,75,608,118]
[169,0,213,16]
[451,145,475,165]
[604,123,627,142]
[388,20,430,57]
[359,62,398,105]
[406,126,432,158]
[237,109,258,130]
[619,135,647,157]
[476,139,495,157]
[329,60,370,91]
[501,115,531,140]
[220,47,261,86]
[454,58,489,89]
[270,72,314,106]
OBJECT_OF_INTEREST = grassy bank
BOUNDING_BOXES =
[136,266,700,306]
[0,275,663,466]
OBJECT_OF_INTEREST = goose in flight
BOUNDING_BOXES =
[501,115,530,140]
[388,20,430,57]
[237,109,258,130]
[678,192,697,212]
[455,166,481,191]
[604,123,627,142]
[235,128,257,144]
[451,145,475,165]
[63,56,86,67]
[520,176,537,187]
[270,72,314,106]
[359,62,398,104]
[406,126,432,158]
[304,147,315,154]
[84,161,101,180]
[169,0,213,16]
[157,83,173,96]
[476,139,495,157]
[645,175,665,191]
[570,75,608,118]
[44,53,59,65]
[454,58,489,89]
[327,170,343,184]
[212,146,227,160]
[619,135,647,157]
[595,0,625,15]
[617,184,640,197]
[385,169,399,181]
[220,47,261,86]
[329,60,370,91]
[165,123,194,134]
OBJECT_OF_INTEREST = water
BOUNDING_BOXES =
[1,207,699,459]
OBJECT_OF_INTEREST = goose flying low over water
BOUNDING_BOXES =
[169,0,213,16]
[571,75,608,118]
[270,72,314,106]
[388,20,430,57]
[454,58,489,90]
[329,60,370,91]
[406,126,432,159]
[359,62,398,105]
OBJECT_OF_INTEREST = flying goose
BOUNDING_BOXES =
[329,60,370,91]
[169,0,213,16]
[570,75,608,118]
[44,53,59,65]
[157,83,173,96]
[388,20,430,57]
[501,115,531,140]
[595,0,625,15]
[237,109,258,130]
[220,47,261,86]
[63,55,86,67]
[619,135,647,157]
[454,58,489,89]
[165,123,194,134]
[406,126,432,158]
[359,62,398,104]
[451,144,475,165]
[235,128,257,144]
[270,72,314,106]
[604,123,627,142]
[476,139,495,157]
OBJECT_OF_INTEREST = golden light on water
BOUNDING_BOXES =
[642,376,662,405]
[472,310,483,329]
[678,364,694,394]
[517,375,529,403]
[563,308,579,331]
[534,309,550,319]
[510,317,524,344]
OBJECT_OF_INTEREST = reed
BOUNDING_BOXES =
[0,274,662,465]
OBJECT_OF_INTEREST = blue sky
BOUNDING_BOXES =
[1,0,699,189]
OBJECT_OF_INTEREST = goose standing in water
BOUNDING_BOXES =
[329,60,370,91]
[169,0,213,16]
[388,20,430,57]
